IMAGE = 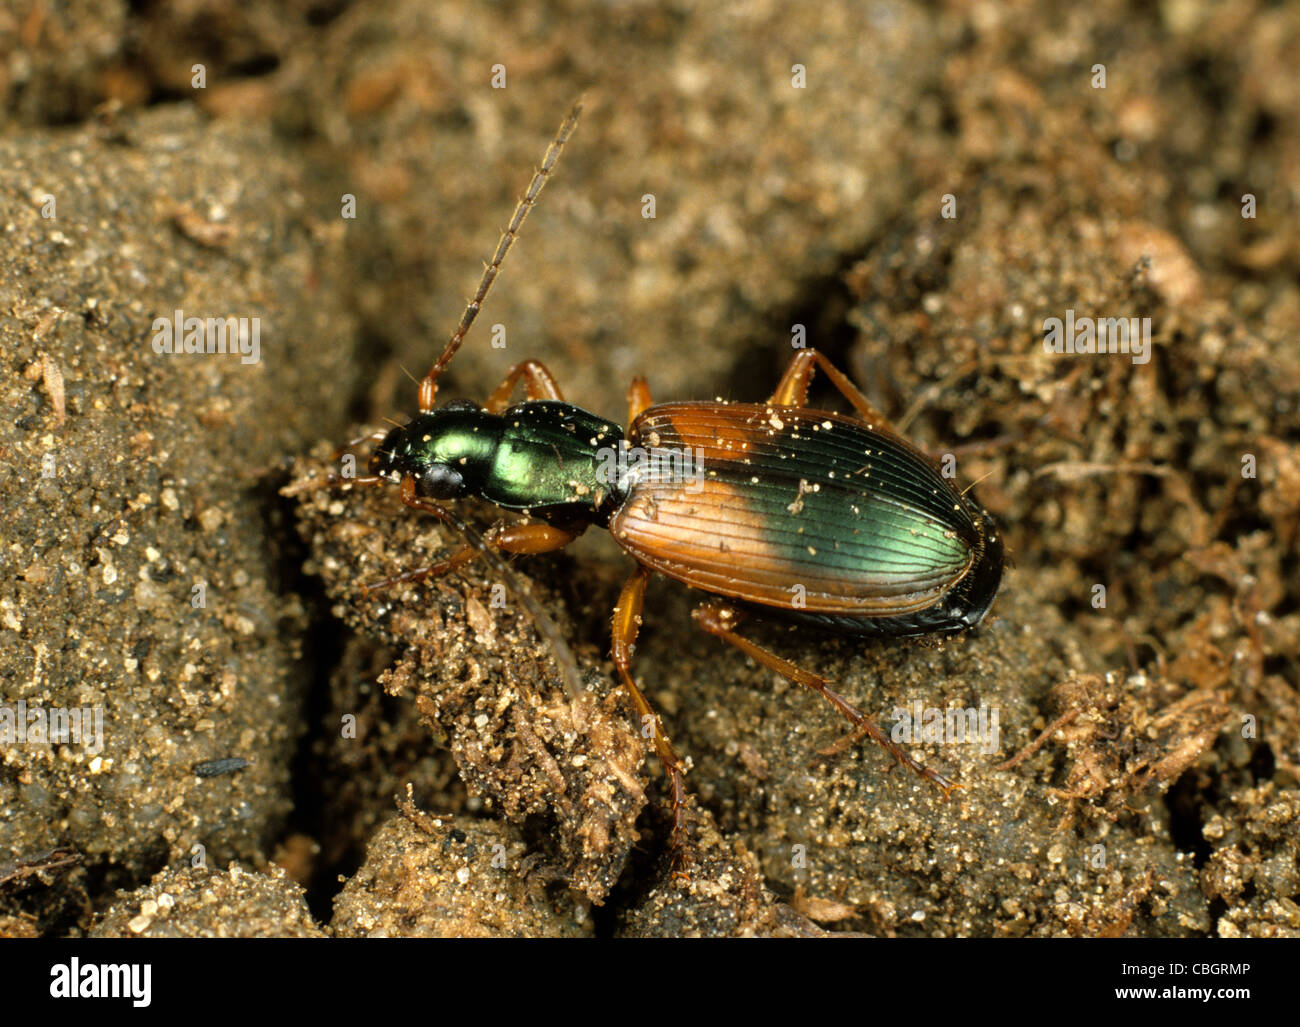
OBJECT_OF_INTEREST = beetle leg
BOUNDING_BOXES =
[692,600,957,791]
[769,349,898,431]
[491,521,585,552]
[282,431,387,498]
[611,566,692,871]
[363,494,582,593]
[355,481,475,592]
[361,544,480,594]
[626,375,653,423]
[280,472,384,498]
[385,478,586,698]
[483,360,566,412]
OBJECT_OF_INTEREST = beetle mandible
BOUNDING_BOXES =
[297,101,1005,856]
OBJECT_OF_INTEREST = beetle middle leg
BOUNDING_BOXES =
[611,566,693,867]
[626,375,654,423]
[483,359,566,411]
[692,600,956,791]
[362,477,583,593]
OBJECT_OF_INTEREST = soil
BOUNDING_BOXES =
[1,0,1296,937]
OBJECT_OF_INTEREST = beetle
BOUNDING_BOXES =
[293,102,1005,854]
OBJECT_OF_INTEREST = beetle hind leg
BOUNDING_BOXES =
[692,601,956,791]
[769,348,899,432]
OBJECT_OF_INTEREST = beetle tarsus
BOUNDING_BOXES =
[667,775,694,883]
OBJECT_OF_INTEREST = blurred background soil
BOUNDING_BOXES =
[0,0,1296,936]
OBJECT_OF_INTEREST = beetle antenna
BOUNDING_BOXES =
[417,99,584,412]
[961,469,996,495]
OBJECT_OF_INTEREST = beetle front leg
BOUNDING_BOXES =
[360,545,479,595]
[692,600,957,791]
[362,479,583,593]
[281,431,388,498]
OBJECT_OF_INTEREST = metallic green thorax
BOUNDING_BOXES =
[371,401,625,523]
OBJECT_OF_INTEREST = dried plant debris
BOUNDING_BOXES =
[0,846,81,888]
[998,673,1234,815]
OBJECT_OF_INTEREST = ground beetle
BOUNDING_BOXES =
[293,102,1005,854]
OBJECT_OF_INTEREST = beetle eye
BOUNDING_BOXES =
[416,463,465,499]
[441,399,480,413]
